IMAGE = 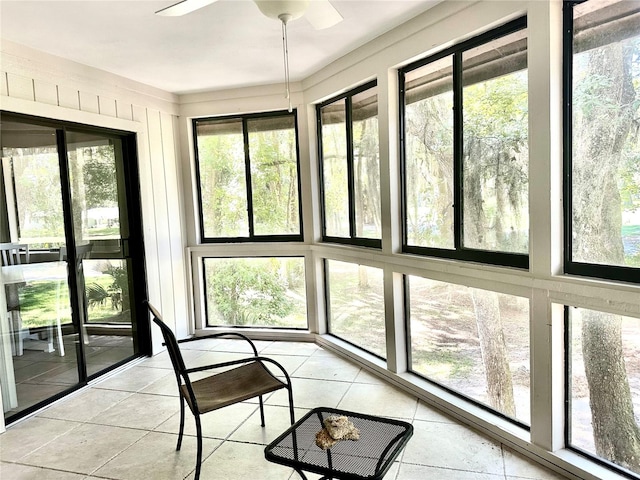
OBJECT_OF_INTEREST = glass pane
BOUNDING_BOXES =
[571,0,640,268]
[326,260,386,358]
[408,275,530,424]
[1,122,65,249]
[568,307,640,477]
[462,30,529,253]
[1,120,78,420]
[404,56,455,248]
[352,87,381,239]
[195,119,249,238]
[247,116,300,236]
[204,257,307,328]
[66,131,135,376]
[321,100,349,237]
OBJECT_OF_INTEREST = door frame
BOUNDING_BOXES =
[0,108,150,426]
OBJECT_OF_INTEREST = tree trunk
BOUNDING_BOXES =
[574,42,640,468]
[582,310,640,471]
[471,289,515,417]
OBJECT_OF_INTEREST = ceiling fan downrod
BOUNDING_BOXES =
[280,14,293,113]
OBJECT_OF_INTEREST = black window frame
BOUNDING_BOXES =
[562,0,639,284]
[317,80,381,249]
[399,17,529,269]
[193,109,304,243]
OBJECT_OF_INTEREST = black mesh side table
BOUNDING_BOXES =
[264,407,413,480]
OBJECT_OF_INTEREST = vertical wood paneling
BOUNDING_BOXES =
[146,109,177,333]
[161,112,188,337]
[57,85,80,109]
[79,91,99,113]
[33,79,58,105]
[132,105,163,351]
[6,73,34,101]
[1,72,9,96]
[99,96,117,117]
[117,100,133,121]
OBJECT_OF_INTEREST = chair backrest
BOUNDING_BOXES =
[0,243,30,266]
[59,243,93,261]
[145,301,188,381]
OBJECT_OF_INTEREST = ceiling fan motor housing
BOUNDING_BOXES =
[254,0,311,22]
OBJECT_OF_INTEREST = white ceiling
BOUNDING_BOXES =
[0,0,440,95]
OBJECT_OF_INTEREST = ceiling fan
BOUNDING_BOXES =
[156,0,343,111]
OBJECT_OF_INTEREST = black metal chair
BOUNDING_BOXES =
[145,301,295,480]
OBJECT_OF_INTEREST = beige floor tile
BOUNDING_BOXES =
[194,441,293,480]
[155,401,259,439]
[337,383,417,419]
[266,377,350,409]
[37,388,132,422]
[353,368,387,385]
[262,341,320,356]
[0,417,79,461]
[138,374,180,396]
[0,462,86,479]
[503,446,571,479]
[178,337,224,351]
[94,431,220,480]
[229,405,307,445]
[138,348,206,369]
[397,463,505,479]
[93,365,172,392]
[402,420,504,475]
[261,354,308,377]
[185,351,247,369]
[19,423,146,474]
[293,356,361,382]
[414,400,457,424]
[88,392,178,430]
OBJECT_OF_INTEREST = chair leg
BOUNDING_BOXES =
[259,395,266,427]
[177,395,186,451]
[195,414,203,480]
[288,387,295,425]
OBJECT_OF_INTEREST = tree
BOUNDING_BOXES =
[207,259,293,326]
[471,289,515,416]
[573,38,640,471]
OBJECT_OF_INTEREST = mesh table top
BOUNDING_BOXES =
[264,407,413,480]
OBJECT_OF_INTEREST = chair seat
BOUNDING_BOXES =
[181,361,285,415]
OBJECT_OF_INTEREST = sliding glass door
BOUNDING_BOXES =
[0,113,148,423]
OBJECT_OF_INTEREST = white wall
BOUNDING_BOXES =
[0,40,190,348]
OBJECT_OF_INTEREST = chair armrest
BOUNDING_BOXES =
[176,331,259,356]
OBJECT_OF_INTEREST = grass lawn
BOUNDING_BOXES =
[17,275,127,329]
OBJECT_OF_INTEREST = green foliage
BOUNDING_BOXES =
[198,133,248,237]
[207,259,294,326]
[81,145,118,210]
[103,263,130,311]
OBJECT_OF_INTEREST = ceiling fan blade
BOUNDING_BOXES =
[155,0,220,16]
[305,0,343,30]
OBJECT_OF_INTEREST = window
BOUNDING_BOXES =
[203,257,307,328]
[566,306,640,477]
[400,18,528,268]
[193,111,302,242]
[325,259,386,358]
[564,0,640,283]
[318,81,381,248]
[406,275,530,424]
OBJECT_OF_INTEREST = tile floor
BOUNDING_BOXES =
[1,338,570,480]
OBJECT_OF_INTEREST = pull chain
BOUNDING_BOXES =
[281,16,292,112]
